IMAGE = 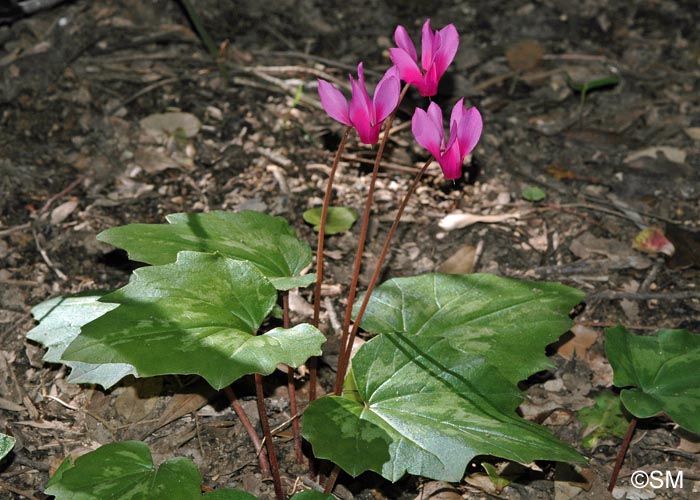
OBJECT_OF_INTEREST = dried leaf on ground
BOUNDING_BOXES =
[416,481,462,500]
[437,244,477,274]
[113,378,163,424]
[139,112,201,140]
[505,40,544,72]
[557,325,598,360]
[569,232,652,270]
[624,146,687,165]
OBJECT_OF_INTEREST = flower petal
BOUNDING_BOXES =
[426,101,445,146]
[394,25,417,62]
[317,79,351,126]
[389,48,423,86]
[437,141,463,180]
[456,106,483,155]
[354,63,373,115]
[373,68,400,123]
[449,98,466,126]
[420,19,435,71]
[417,63,439,96]
[432,24,459,77]
[349,63,373,134]
[412,107,443,159]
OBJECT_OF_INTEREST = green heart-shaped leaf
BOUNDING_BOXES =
[62,252,325,389]
[27,294,136,388]
[304,273,585,482]
[355,273,584,384]
[45,441,256,500]
[45,441,333,500]
[577,391,628,449]
[606,325,700,433]
[303,206,358,235]
[304,334,583,482]
[98,211,315,290]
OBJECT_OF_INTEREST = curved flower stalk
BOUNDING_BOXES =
[389,19,459,96]
[412,98,483,180]
[317,63,400,144]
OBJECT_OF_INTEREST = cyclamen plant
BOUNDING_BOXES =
[28,18,591,500]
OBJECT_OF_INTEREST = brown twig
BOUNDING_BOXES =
[32,227,67,281]
[223,386,271,476]
[38,176,84,215]
[589,290,700,301]
[341,154,421,174]
[0,480,41,500]
[323,465,342,495]
[106,77,178,114]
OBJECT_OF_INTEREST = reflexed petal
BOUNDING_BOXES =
[433,24,459,77]
[426,102,445,146]
[373,70,400,123]
[412,107,443,159]
[437,141,463,180]
[317,79,351,126]
[449,98,466,126]
[389,48,423,85]
[349,65,373,130]
[456,106,483,155]
[420,19,435,71]
[394,25,417,62]
[353,63,373,117]
[445,119,459,153]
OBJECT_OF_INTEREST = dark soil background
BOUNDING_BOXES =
[1,0,699,499]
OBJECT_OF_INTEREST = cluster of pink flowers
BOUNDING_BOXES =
[317,19,482,180]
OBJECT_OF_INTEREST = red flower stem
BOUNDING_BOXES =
[310,126,352,403]
[338,158,433,382]
[223,386,271,476]
[255,373,284,500]
[333,84,410,396]
[282,292,304,464]
[608,416,638,492]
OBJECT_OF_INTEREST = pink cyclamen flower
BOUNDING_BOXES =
[317,63,400,144]
[389,19,459,96]
[412,99,483,180]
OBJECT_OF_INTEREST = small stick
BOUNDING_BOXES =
[590,290,700,301]
[223,386,271,476]
[0,480,40,500]
[323,465,342,495]
[178,0,229,83]
[32,227,67,281]
[38,176,84,215]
